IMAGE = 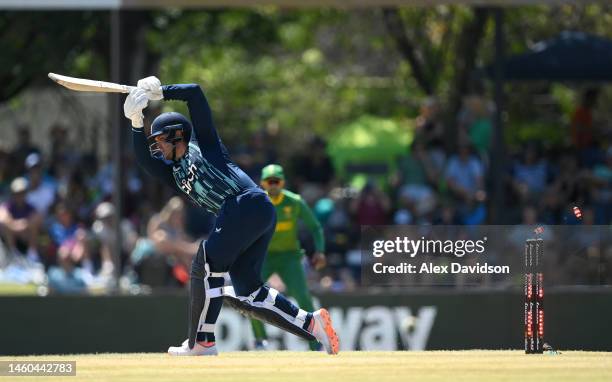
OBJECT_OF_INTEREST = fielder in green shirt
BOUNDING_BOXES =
[251,164,326,350]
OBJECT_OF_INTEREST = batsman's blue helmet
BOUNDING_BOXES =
[148,112,192,159]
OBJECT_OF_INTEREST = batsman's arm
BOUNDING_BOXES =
[298,198,325,253]
[162,84,222,154]
[131,127,175,184]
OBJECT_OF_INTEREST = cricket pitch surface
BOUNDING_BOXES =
[1,351,611,382]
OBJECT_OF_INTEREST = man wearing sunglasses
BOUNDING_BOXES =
[251,164,327,351]
[123,77,339,356]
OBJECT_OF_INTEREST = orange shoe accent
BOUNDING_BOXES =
[319,309,340,355]
[197,341,215,348]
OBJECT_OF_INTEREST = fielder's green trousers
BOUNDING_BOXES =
[250,250,319,350]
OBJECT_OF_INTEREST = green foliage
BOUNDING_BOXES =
[0,11,109,102]
[151,9,413,144]
[1,4,610,153]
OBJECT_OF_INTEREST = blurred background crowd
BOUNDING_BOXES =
[1,5,612,295]
[0,86,610,294]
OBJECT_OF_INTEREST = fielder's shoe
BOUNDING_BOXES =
[311,309,339,355]
[167,339,218,356]
[253,339,269,351]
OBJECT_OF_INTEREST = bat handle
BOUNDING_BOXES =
[123,85,138,93]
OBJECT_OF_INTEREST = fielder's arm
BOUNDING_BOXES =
[298,198,325,253]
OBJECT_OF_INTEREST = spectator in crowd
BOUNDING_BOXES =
[511,144,550,204]
[10,126,40,176]
[589,146,612,224]
[57,169,93,222]
[48,203,79,248]
[0,177,42,262]
[394,139,443,223]
[570,88,599,151]
[90,202,137,279]
[444,142,486,223]
[47,228,90,294]
[415,97,444,150]
[544,151,590,225]
[49,124,80,168]
[3,86,612,292]
[146,197,199,286]
[459,95,493,157]
[433,203,460,225]
[292,136,335,203]
[350,180,391,225]
[24,153,56,215]
[249,130,278,183]
[0,145,12,196]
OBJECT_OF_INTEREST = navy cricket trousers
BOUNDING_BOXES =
[204,188,276,297]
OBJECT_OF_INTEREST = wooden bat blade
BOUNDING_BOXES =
[48,73,135,93]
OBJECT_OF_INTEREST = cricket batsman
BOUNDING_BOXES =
[123,76,339,356]
[251,164,326,350]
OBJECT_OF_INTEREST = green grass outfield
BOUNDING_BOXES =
[1,351,611,382]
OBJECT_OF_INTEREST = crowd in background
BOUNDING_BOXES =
[0,89,611,294]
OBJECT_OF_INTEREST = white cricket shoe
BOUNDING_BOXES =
[311,309,340,355]
[167,339,218,356]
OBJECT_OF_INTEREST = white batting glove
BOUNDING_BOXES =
[137,76,163,100]
[124,88,149,128]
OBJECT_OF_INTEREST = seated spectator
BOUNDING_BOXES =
[433,203,460,225]
[47,228,90,294]
[91,202,137,279]
[395,139,442,220]
[48,203,79,247]
[548,152,590,224]
[445,142,486,223]
[350,181,391,225]
[24,153,57,215]
[511,144,549,203]
[57,169,93,222]
[589,147,612,224]
[0,177,42,262]
[146,197,199,286]
[292,136,335,203]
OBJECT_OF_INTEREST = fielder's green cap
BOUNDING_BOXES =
[261,164,285,180]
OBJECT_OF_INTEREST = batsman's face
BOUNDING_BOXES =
[156,135,187,161]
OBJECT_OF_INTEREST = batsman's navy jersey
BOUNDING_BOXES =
[132,84,257,215]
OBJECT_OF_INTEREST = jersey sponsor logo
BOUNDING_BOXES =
[215,227,222,233]
[172,143,241,214]
[275,221,294,232]
[176,163,198,195]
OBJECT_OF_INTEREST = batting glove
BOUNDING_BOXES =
[137,76,163,101]
[124,87,149,128]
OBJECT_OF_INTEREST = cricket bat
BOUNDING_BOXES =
[48,72,136,93]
